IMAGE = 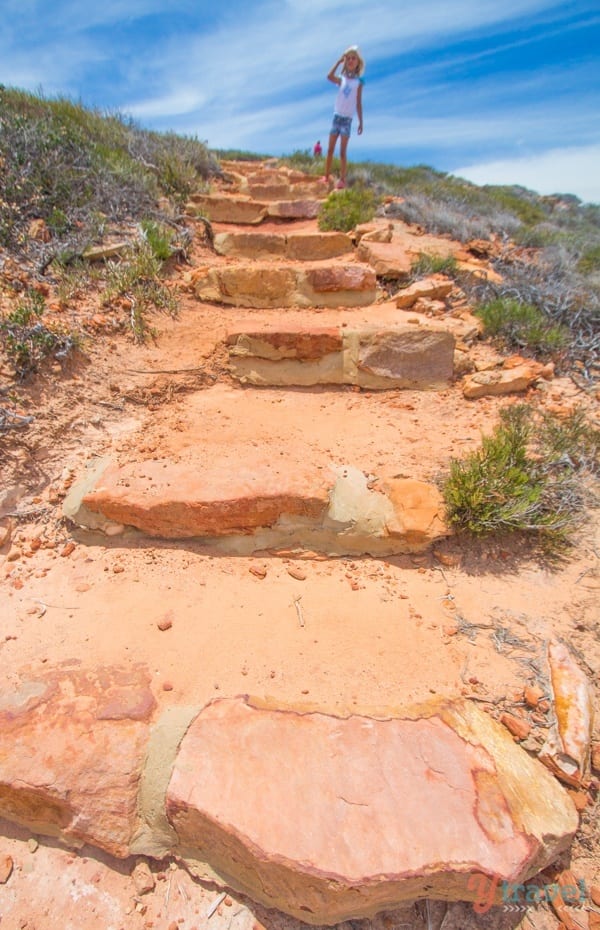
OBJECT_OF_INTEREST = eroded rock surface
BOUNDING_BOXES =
[191,262,376,308]
[227,323,455,389]
[0,665,155,856]
[66,456,450,554]
[166,696,578,924]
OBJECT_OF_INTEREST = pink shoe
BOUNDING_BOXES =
[336,179,346,189]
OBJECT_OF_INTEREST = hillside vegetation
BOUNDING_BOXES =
[1,89,598,548]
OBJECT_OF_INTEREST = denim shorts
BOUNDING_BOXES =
[330,114,352,137]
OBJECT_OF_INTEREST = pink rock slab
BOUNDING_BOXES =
[0,665,156,857]
[166,697,577,924]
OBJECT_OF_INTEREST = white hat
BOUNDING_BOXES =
[343,45,365,77]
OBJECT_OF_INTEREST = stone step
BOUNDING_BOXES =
[189,260,376,308]
[167,695,578,924]
[64,452,449,556]
[213,229,353,261]
[245,179,328,201]
[0,664,580,923]
[225,320,455,389]
[187,193,322,225]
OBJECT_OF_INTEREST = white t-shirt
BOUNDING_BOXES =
[334,75,363,118]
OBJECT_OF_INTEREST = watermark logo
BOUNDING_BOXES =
[467,873,587,914]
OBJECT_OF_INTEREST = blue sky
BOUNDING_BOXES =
[2,1,599,203]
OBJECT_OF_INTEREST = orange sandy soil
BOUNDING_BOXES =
[0,209,599,930]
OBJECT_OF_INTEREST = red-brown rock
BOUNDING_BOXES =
[539,639,594,787]
[0,666,156,856]
[395,275,454,308]
[226,326,343,360]
[81,455,331,538]
[306,265,375,293]
[166,696,577,924]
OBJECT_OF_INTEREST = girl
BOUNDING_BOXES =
[322,46,365,189]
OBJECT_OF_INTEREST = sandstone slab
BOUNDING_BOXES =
[380,477,448,546]
[213,231,288,259]
[213,231,352,261]
[462,363,547,398]
[356,329,454,386]
[395,274,454,308]
[539,639,594,787]
[357,240,413,278]
[227,323,454,389]
[166,696,578,924]
[191,262,376,308]
[267,199,321,219]
[285,232,353,260]
[66,456,449,555]
[186,194,267,225]
[79,455,331,538]
[226,326,343,360]
[246,182,292,201]
[0,666,155,856]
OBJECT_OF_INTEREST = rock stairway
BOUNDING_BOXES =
[2,159,593,927]
[65,162,475,551]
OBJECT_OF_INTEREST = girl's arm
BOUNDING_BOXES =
[356,82,363,134]
[327,57,344,86]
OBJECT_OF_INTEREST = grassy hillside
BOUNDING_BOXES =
[0,86,218,262]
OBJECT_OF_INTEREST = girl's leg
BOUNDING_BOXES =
[324,133,338,180]
[338,134,349,185]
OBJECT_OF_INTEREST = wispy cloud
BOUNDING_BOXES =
[454,144,600,204]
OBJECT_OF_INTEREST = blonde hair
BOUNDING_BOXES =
[342,45,365,77]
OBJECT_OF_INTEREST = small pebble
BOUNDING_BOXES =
[287,567,306,581]
[0,854,13,883]
[162,682,174,692]
[157,613,173,631]
[132,860,155,895]
[500,712,531,740]
[523,684,544,708]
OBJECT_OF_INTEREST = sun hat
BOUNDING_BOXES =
[343,45,365,77]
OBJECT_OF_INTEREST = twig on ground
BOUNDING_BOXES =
[125,367,206,374]
[292,595,305,628]
[0,407,34,430]
[206,892,227,919]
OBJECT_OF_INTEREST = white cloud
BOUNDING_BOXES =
[128,89,208,120]
[453,145,600,204]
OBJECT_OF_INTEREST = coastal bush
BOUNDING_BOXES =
[475,297,569,356]
[0,290,78,376]
[442,404,598,547]
[318,186,380,233]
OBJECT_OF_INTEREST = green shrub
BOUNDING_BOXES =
[140,219,174,261]
[475,297,568,356]
[410,252,459,278]
[318,186,380,233]
[0,86,214,256]
[101,241,177,342]
[442,405,594,546]
[577,244,600,275]
[0,290,78,376]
